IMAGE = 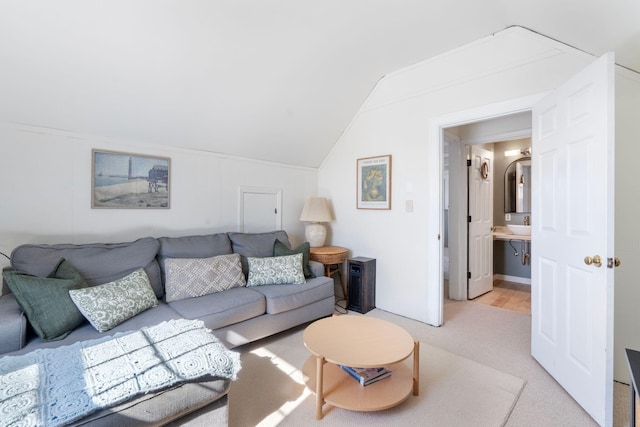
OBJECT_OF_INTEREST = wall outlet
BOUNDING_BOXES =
[505,213,511,221]
[406,200,414,212]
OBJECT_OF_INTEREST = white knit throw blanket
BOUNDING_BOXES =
[0,319,241,427]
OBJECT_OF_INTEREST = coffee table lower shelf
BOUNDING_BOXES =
[302,356,413,414]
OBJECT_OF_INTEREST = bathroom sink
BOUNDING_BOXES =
[507,225,532,236]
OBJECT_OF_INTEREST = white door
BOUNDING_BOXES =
[239,187,282,232]
[531,53,614,426]
[468,146,494,299]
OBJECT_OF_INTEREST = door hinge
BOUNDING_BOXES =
[468,215,472,223]
[274,208,277,214]
[467,271,471,279]
[467,159,472,167]
[437,234,441,240]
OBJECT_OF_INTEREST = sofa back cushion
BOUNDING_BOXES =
[10,237,163,298]
[228,230,291,276]
[156,233,233,288]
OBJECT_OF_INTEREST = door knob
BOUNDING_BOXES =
[584,255,602,267]
[607,257,621,268]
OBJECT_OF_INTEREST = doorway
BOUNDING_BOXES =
[442,111,532,304]
[443,135,533,312]
[430,54,615,425]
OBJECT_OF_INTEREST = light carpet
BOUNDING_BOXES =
[229,324,526,427]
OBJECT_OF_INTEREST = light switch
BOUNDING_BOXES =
[406,181,413,193]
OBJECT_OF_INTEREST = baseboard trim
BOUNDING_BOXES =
[494,274,531,285]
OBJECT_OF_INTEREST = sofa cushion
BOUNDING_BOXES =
[168,287,265,330]
[14,303,183,355]
[273,239,312,278]
[69,269,158,332]
[246,254,306,286]
[228,230,290,276]
[157,233,233,286]
[3,259,88,341]
[0,319,240,427]
[9,237,163,298]
[249,276,335,314]
[70,379,231,427]
[164,254,246,302]
[0,294,27,354]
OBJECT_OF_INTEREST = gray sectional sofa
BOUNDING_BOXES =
[0,230,335,426]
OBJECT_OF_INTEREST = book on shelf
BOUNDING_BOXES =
[340,365,392,386]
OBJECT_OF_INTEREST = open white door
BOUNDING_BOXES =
[531,53,614,426]
[468,146,494,299]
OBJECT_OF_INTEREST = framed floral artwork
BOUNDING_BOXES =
[357,155,392,210]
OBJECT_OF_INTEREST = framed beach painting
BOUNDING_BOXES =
[357,154,392,210]
[92,149,171,209]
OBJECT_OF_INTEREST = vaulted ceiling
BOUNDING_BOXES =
[1,1,638,167]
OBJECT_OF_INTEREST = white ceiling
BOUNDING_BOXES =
[1,1,638,168]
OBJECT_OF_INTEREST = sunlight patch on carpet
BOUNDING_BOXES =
[230,329,526,427]
[248,346,311,426]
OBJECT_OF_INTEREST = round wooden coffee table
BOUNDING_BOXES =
[302,315,419,419]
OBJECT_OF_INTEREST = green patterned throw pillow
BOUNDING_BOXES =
[69,268,158,332]
[273,239,312,278]
[246,253,306,286]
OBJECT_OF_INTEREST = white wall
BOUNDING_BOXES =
[0,123,318,269]
[318,27,640,382]
[319,27,590,322]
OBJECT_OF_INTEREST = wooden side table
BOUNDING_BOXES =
[310,246,348,302]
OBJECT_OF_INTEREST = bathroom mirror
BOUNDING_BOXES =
[504,157,531,213]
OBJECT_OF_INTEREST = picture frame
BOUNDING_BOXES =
[357,154,392,210]
[92,149,170,209]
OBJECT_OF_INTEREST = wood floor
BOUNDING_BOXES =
[473,280,531,315]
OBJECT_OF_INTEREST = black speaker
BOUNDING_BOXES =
[347,257,376,314]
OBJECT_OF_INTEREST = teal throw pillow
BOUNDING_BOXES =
[69,268,158,332]
[273,239,312,278]
[3,259,88,341]
[246,253,306,286]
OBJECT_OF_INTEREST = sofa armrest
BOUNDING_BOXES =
[308,260,325,278]
[0,293,27,355]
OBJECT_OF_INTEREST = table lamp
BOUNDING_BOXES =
[299,197,333,247]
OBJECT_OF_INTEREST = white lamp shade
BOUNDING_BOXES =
[299,197,332,222]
